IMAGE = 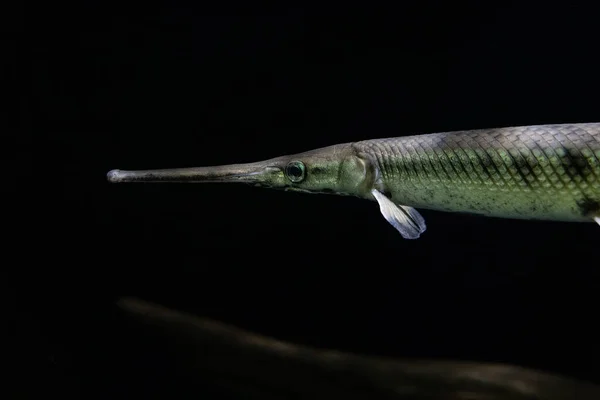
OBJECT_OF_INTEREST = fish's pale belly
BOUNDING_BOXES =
[354,123,600,221]
[384,180,590,221]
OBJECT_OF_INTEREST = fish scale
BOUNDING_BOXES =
[353,123,600,221]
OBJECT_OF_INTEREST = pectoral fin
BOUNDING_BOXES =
[371,189,426,239]
[594,216,600,226]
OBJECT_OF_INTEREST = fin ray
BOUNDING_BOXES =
[371,189,426,239]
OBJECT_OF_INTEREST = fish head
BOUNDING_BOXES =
[107,143,376,198]
[254,143,376,197]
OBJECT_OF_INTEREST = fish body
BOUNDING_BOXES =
[354,123,600,223]
[108,123,600,239]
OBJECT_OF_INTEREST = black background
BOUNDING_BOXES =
[10,2,600,398]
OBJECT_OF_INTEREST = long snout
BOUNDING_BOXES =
[107,162,282,184]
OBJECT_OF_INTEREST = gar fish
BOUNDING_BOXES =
[107,123,600,239]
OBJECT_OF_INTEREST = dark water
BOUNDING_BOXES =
[12,2,599,398]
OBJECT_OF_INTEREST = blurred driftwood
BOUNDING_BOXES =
[118,297,600,400]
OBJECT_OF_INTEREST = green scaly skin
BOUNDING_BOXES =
[354,123,600,221]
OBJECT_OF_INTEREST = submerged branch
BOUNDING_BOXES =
[117,297,600,400]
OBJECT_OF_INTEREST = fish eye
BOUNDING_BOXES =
[285,160,306,183]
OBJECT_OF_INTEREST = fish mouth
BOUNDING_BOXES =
[106,163,283,184]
